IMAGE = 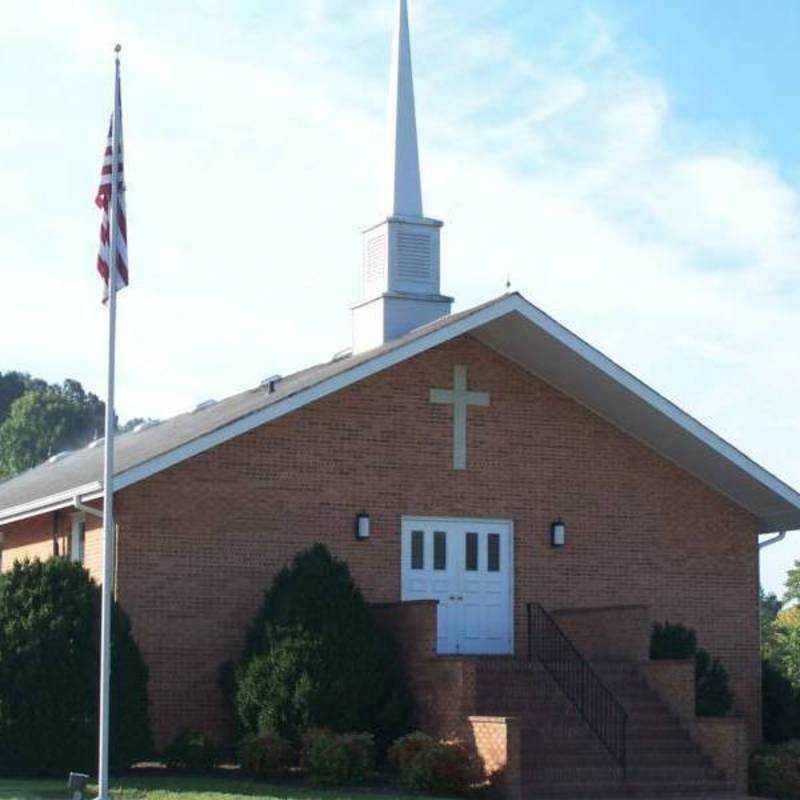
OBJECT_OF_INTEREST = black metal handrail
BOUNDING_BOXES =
[527,602,627,777]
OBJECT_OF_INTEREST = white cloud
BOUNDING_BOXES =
[2,0,799,587]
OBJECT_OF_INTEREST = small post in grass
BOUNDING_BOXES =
[68,772,90,800]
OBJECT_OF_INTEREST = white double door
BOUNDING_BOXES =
[401,516,513,655]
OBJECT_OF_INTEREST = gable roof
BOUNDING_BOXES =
[0,292,798,532]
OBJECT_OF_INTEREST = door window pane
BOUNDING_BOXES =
[465,532,478,571]
[433,531,447,571]
[411,531,424,570]
[487,533,500,572]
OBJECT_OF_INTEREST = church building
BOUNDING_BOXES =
[2,1,800,796]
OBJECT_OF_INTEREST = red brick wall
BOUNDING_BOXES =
[2,334,761,749]
[1,506,104,582]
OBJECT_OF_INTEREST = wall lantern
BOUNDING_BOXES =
[355,512,371,541]
[551,519,566,548]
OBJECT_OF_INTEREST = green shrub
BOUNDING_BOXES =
[304,730,374,786]
[650,621,697,660]
[235,629,324,742]
[763,660,800,744]
[400,739,477,795]
[695,648,733,717]
[388,731,435,771]
[235,544,411,749]
[649,621,733,717]
[750,740,800,799]
[238,731,293,777]
[0,557,152,776]
[163,729,217,772]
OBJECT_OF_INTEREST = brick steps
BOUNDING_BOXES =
[474,658,731,799]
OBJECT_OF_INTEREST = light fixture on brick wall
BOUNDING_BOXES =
[355,512,371,540]
[551,519,566,548]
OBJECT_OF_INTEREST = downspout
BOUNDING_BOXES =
[759,532,786,550]
[73,494,118,600]
[52,509,60,556]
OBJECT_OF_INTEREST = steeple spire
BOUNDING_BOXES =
[387,0,423,217]
[351,0,453,354]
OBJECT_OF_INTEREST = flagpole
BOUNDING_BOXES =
[97,43,122,800]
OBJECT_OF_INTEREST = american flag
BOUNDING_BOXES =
[95,111,128,301]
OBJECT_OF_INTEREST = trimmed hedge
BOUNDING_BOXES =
[164,729,217,772]
[234,544,412,749]
[304,730,374,786]
[239,731,293,777]
[0,557,152,776]
[763,659,800,744]
[650,621,733,717]
[390,732,477,795]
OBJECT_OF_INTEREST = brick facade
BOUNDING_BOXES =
[0,333,761,750]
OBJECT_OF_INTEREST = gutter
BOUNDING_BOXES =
[759,532,787,550]
[73,495,103,519]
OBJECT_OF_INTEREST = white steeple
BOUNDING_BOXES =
[351,0,453,354]
[387,0,423,217]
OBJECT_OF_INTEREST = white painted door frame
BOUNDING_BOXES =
[400,515,514,655]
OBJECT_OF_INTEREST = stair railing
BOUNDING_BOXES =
[526,602,628,778]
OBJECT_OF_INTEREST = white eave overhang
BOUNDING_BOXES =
[1,294,798,533]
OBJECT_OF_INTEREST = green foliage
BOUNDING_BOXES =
[235,630,324,742]
[763,590,784,648]
[396,739,477,795]
[235,544,412,750]
[650,621,697,660]
[649,621,733,717]
[769,609,800,687]
[763,660,800,745]
[0,557,152,775]
[388,731,435,772]
[238,731,294,777]
[0,370,151,479]
[785,564,800,609]
[304,730,374,787]
[750,740,800,799]
[163,730,217,772]
[695,648,733,716]
[0,372,46,424]
[0,381,104,476]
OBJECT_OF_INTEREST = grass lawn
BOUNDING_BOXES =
[0,775,448,800]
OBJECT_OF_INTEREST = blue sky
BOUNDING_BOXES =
[2,0,799,594]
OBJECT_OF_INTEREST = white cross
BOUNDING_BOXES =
[430,365,490,470]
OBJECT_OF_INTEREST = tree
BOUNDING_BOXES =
[0,557,152,775]
[784,563,800,607]
[235,544,412,749]
[769,607,800,686]
[0,383,104,476]
[761,589,783,652]
[0,371,46,424]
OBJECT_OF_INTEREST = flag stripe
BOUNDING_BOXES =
[96,78,129,302]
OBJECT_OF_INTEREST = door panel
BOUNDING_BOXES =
[401,517,513,655]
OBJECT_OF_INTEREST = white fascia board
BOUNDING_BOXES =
[114,296,522,493]
[504,294,800,519]
[0,481,102,526]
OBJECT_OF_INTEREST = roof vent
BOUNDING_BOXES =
[133,421,159,433]
[88,437,105,449]
[331,348,352,363]
[193,399,217,413]
[261,375,282,394]
[47,451,71,464]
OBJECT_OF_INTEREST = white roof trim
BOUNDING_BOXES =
[0,482,102,526]
[1,293,798,530]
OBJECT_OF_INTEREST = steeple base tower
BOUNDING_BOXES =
[352,214,452,353]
